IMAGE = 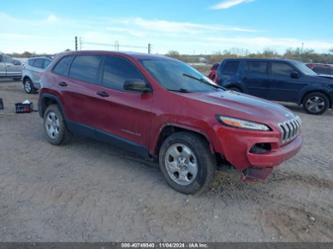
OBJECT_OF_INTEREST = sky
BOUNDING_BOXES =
[0,0,333,54]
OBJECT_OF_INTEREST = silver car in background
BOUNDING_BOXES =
[0,53,23,80]
[22,57,52,94]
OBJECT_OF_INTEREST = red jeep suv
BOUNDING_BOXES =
[39,51,303,194]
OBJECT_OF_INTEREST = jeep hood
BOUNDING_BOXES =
[183,90,296,124]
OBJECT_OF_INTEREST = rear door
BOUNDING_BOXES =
[268,62,305,102]
[62,55,104,129]
[242,60,270,99]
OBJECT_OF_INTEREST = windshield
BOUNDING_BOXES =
[293,61,318,76]
[140,58,222,93]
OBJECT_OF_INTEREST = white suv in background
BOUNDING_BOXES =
[22,57,52,94]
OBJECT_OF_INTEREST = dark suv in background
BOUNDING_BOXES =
[216,58,333,115]
[307,63,333,77]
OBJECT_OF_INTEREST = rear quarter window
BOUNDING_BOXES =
[221,61,240,75]
[43,59,51,69]
[53,55,74,77]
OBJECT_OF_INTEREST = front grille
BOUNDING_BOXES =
[278,117,302,144]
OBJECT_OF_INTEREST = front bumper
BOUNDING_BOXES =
[212,124,303,172]
[247,135,302,168]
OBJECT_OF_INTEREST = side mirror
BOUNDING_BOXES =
[123,80,152,93]
[290,71,299,79]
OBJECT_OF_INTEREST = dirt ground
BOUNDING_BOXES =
[0,80,332,242]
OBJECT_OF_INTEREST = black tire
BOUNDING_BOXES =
[228,86,242,92]
[302,92,329,115]
[159,132,216,195]
[43,104,72,145]
[23,77,36,94]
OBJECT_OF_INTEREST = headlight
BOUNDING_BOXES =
[216,115,271,131]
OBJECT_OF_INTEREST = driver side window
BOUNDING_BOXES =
[271,62,295,77]
[102,56,145,91]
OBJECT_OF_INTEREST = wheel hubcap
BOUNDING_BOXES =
[45,112,60,139]
[24,81,31,92]
[165,143,198,186]
[305,96,325,113]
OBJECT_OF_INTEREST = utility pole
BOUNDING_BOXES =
[115,41,120,51]
[148,43,151,54]
[301,42,304,53]
[75,36,78,51]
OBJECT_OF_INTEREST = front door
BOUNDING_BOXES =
[93,55,154,148]
[0,55,6,77]
[268,62,306,102]
[3,55,22,77]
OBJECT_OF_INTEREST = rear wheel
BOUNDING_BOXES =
[23,78,36,94]
[303,92,329,115]
[159,132,216,194]
[43,105,72,145]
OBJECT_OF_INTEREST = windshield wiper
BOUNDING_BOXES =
[168,88,192,93]
[182,73,224,90]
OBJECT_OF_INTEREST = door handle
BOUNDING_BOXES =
[96,91,109,97]
[58,82,68,87]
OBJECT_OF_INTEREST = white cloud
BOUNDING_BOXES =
[47,14,58,22]
[0,12,332,54]
[120,17,258,34]
[211,0,254,10]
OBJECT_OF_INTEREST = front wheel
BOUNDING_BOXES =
[303,92,329,115]
[23,78,36,94]
[159,132,216,195]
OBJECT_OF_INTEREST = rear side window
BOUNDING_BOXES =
[271,62,294,76]
[69,56,102,84]
[53,56,74,76]
[0,55,3,62]
[102,56,145,90]
[246,61,268,74]
[221,61,239,75]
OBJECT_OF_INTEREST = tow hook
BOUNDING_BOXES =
[241,167,273,182]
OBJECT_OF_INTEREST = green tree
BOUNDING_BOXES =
[166,50,181,60]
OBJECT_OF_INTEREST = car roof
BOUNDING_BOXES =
[222,58,300,63]
[58,50,169,60]
[28,56,52,61]
[57,50,171,61]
